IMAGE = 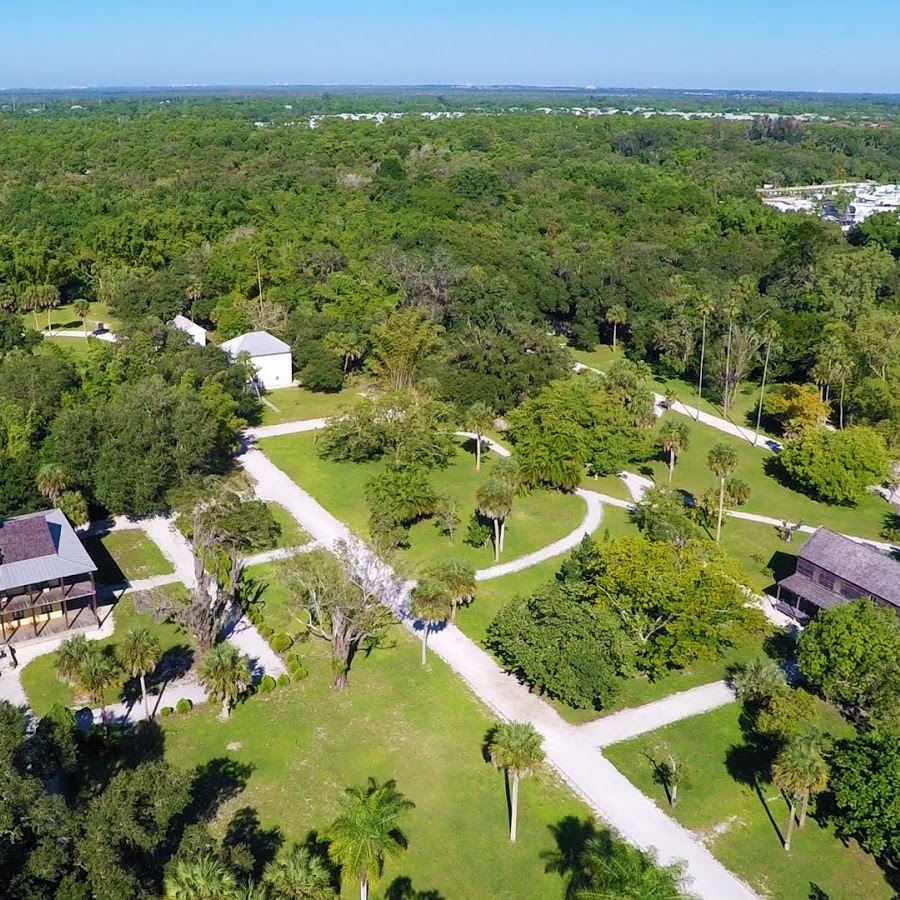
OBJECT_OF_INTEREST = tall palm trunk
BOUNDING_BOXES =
[668,448,676,484]
[783,799,796,851]
[724,318,734,414]
[715,476,726,542]
[839,379,845,429]
[499,518,506,553]
[221,698,230,719]
[798,790,810,828]
[492,518,500,562]
[612,323,617,350]
[420,623,430,665]
[140,672,150,720]
[509,771,520,842]
[696,316,707,421]
[359,874,368,900]
[475,434,482,471]
[754,340,771,446]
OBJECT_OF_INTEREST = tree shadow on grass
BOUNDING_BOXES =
[76,718,167,790]
[187,756,255,823]
[120,644,195,709]
[481,726,511,829]
[725,742,784,846]
[384,876,446,900]
[223,805,284,882]
[80,531,126,586]
[541,815,614,896]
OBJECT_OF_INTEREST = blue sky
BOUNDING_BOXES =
[1,0,897,93]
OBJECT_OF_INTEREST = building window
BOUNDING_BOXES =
[841,582,864,600]
[818,571,836,590]
[797,559,814,578]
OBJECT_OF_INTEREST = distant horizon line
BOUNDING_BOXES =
[1,82,899,98]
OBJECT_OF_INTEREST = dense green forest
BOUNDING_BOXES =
[2,100,900,516]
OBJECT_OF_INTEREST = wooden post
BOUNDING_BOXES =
[89,573,97,619]
[63,598,69,629]
[30,606,38,638]
[0,613,6,644]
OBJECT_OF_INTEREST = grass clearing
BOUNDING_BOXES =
[20,587,191,717]
[37,300,119,334]
[82,528,174,584]
[260,387,362,425]
[604,703,892,900]
[259,431,584,576]
[647,411,888,541]
[162,625,590,899]
[265,502,309,550]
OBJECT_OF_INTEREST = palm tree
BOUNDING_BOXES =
[76,649,120,721]
[117,626,161,721]
[199,643,251,720]
[55,633,92,684]
[476,478,513,562]
[772,738,829,851]
[324,330,367,373]
[706,442,738,542]
[464,401,495,471]
[574,836,685,900]
[754,320,779,445]
[165,854,238,899]
[657,419,690,485]
[720,294,741,415]
[35,463,67,504]
[326,778,414,900]
[264,845,336,900]
[605,305,627,351]
[731,658,785,704]
[427,558,476,623]
[57,490,89,527]
[832,355,854,430]
[409,580,453,665]
[695,296,716,421]
[73,298,91,336]
[487,721,545,842]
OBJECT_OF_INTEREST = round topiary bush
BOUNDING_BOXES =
[270,632,294,653]
[258,674,277,693]
[175,698,193,714]
[258,623,275,639]
[287,660,308,681]
[276,673,291,688]
[160,706,174,717]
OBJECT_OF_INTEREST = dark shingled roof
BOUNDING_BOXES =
[0,517,56,563]
[798,528,900,608]
[778,573,845,611]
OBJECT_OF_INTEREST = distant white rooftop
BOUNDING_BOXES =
[221,330,290,358]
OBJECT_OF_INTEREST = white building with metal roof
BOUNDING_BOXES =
[220,330,293,390]
[171,314,207,346]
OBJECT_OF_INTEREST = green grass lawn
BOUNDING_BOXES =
[43,334,96,357]
[241,560,299,635]
[265,502,309,550]
[259,432,585,577]
[162,628,591,900]
[260,387,363,425]
[604,703,892,900]
[38,300,119,334]
[20,587,191,716]
[645,411,889,541]
[82,528,174,584]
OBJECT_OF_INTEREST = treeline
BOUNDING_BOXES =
[0,322,257,519]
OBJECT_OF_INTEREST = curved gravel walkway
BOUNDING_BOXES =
[476,489,604,580]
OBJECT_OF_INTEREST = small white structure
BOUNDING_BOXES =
[171,314,207,346]
[221,330,293,390]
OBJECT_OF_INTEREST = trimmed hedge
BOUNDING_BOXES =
[276,673,291,688]
[160,706,174,717]
[258,623,275,639]
[175,698,193,714]
[258,674,277,693]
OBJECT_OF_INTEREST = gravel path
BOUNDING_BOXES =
[578,681,736,748]
[476,489,604,580]
[620,471,655,503]
[240,444,758,900]
[91,675,208,725]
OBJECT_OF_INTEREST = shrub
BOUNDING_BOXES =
[258,623,275,639]
[258,674,277,693]
[286,651,302,668]
[175,698,193,714]
[159,706,174,717]
[276,673,292,688]
[270,632,294,653]
[287,659,308,680]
